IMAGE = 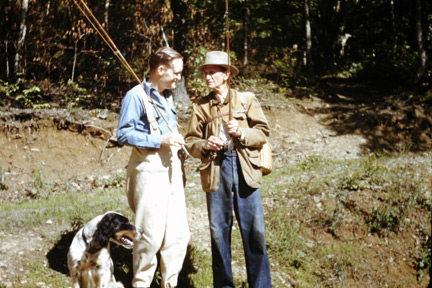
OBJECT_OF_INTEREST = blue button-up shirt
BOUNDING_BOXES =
[117,80,178,149]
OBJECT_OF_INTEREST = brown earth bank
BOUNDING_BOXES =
[0,79,431,287]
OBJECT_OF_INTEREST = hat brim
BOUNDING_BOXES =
[198,64,239,76]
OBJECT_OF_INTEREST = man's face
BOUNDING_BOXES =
[203,65,228,90]
[160,58,183,90]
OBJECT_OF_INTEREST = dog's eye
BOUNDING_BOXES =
[119,223,132,230]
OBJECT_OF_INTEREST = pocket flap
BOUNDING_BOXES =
[233,113,247,120]
[245,147,260,158]
[198,160,211,170]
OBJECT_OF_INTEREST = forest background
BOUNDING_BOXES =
[1,0,431,108]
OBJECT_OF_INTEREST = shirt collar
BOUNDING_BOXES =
[143,79,173,111]
[143,79,171,99]
[215,90,228,103]
[211,90,231,106]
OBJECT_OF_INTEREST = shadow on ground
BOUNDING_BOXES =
[47,225,198,288]
[300,77,432,152]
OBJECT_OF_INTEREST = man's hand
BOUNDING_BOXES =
[161,133,185,147]
[224,120,243,138]
[203,135,225,151]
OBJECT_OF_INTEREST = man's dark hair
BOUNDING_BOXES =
[149,47,183,72]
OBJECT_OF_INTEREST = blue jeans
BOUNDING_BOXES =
[206,149,272,288]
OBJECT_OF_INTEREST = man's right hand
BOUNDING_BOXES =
[202,136,225,151]
[161,133,185,147]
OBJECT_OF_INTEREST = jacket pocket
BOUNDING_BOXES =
[199,159,219,192]
[245,147,261,168]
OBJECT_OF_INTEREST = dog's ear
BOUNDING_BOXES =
[93,213,130,247]
[93,213,119,247]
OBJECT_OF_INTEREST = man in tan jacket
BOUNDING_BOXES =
[185,51,272,288]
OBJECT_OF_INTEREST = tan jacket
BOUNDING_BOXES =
[185,89,270,192]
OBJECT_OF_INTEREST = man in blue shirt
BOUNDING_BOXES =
[117,47,190,288]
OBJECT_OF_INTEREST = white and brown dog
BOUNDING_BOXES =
[67,211,141,288]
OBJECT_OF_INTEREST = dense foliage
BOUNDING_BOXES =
[0,0,431,109]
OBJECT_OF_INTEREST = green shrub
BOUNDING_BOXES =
[0,76,47,108]
[62,77,93,107]
[184,46,209,100]
[366,204,402,235]
[417,237,431,282]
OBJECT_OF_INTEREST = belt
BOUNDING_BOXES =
[221,144,237,157]
[222,140,234,151]
[222,150,237,157]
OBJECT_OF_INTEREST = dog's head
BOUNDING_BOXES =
[93,212,141,249]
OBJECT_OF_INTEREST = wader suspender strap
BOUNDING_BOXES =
[136,84,160,134]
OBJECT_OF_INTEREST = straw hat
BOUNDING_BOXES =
[198,51,239,76]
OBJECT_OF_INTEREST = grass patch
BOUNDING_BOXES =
[0,171,215,288]
[23,262,67,287]
[319,242,365,281]
[0,187,131,229]
[260,152,431,287]
[0,152,430,287]
[182,246,213,287]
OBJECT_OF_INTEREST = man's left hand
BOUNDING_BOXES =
[224,120,243,138]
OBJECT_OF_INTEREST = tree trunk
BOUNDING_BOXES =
[335,0,341,13]
[161,27,170,48]
[173,78,191,113]
[390,0,397,51]
[170,0,188,54]
[340,33,351,57]
[170,0,190,108]
[243,7,250,66]
[304,0,313,74]
[72,40,78,82]
[14,0,29,76]
[104,0,110,31]
[46,1,50,16]
[416,0,426,79]
[6,40,10,78]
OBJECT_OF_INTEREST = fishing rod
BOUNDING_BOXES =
[225,0,232,121]
[72,0,191,157]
